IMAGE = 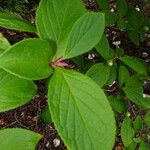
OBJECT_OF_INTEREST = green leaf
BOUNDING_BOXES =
[106,63,117,85]
[133,137,142,143]
[140,97,150,108]
[116,0,128,17]
[123,76,143,106]
[127,30,140,45]
[64,12,105,59]
[72,55,93,72]
[108,96,127,113]
[123,77,150,108]
[133,116,143,131]
[121,117,134,147]
[117,18,127,31]
[41,106,52,124]
[125,142,136,150]
[120,55,147,75]
[96,0,110,10]
[139,141,150,150]
[0,33,11,54]
[115,48,124,57]
[0,68,36,112]
[102,10,117,26]
[48,67,116,150]
[0,128,42,150]
[118,65,130,87]
[96,34,114,60]
[144,111,150,127]
[0,12,36,33]
[126,6,143,31]
[0,38,53,80]
[36,0,87,59]
[86,62,110,87]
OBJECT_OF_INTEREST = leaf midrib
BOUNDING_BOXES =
[62,72,96,149]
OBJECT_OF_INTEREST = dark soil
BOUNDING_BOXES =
[0,0,150,150]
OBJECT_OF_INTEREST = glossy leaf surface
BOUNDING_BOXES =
[0,128,42,150]
[0,39,53,80]
[0,68,36,112]
[86,62,110,87]
[48,68,116,150]
[0,12,36,33]
[36,0,87,59]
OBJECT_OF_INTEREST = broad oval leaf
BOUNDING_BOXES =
[116,0,128,17]
[108,96,127,113]
[0,68,36,112]
[118,65,130,87]
[0,128,42,150]
[121,117,134,147]
[41,106,52,124]
[96,0,110,10]
[123,76,150,108]
[0,12,36,33]
[86,62,110,87]
[0,38,53,80]
[48,67,116,150]
[120,55,147,75]
[36,0,87,59]
[102,10,117,26]
[139,142,150,150]
[133,116,143,132]
[64,12,105,59]
[144,111,150,127]
[96,34,114,60]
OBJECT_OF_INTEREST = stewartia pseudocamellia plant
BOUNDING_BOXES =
[0,0,116,149]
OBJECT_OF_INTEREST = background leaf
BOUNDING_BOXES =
[0,12,36,33]
[123,76,143,106]
[86,62,110,87]
[0,38,53,80]
[133,116,143,132]
[0,33,11,54]
[139,141,150,150]
[127,30,140,45]
[96,0,110,10]
[108,96,127,113]
[64,12,105,59]
[0,128,42,150]
[36,0,87,59]
[144,111,150,127]
[101,10,117,26]
[121,117,134,147]
[41,106,52,124]
[96,34,114,60]
[0,68,36,112]
[120,55,147,75]
[116,0,128,17]
[118,65,130,87]
[48,67,116,150]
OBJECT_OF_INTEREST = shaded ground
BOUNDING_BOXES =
[0,0,150,149]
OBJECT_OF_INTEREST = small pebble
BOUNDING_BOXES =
[53,138,60,147]
[110,8,114,12]
[142,52,148,58]
[135,6,140,11]
[88,53,95,60]
[112,41,121,48]
[46,142,50,148]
